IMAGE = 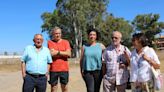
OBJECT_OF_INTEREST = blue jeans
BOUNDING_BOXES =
[83,70,102,92]
[22,74,47,92]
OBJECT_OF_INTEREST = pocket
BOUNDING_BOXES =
[23,74,30,81]
[40,76,47,83]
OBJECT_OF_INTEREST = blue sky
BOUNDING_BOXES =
[0,0,56,54]
[0,0,164,54]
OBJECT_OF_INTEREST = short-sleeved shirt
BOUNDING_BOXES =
[103,44,131,85]
[21,45,52,75]
[82,43,103,71]
[48,39,71,72]
[130,46,160,82]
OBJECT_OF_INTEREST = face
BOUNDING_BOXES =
[33,35,43,48]
[132,38,141,49]
[52,29,62,41]
[89,31,97,42]
[112,32,122,46]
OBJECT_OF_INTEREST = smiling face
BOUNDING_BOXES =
[88,31,97,43]
[33,34,43,48]
[112,31,122,46]
[132,33,148,50]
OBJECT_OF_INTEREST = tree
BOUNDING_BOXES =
[95,14,133,47]
[4,51,8,56]
[13,52,18,56]
[132,13,164,46]
[41,0,134,57]
[41,0,109,58]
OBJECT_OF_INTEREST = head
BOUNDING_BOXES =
[132,33,148,49]
[87,28,98,43]
[51,27,62,41]
[111,31,122,46]
[33,34,43,48]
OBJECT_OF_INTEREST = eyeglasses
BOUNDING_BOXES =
[111,36,119,40]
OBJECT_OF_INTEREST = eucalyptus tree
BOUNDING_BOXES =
[41,0,109,58]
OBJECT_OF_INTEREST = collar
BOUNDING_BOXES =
[33,44,43,51]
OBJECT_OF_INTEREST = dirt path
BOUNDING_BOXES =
[0,71,22,92]
[0,66,163,92]
[0,66,86,92]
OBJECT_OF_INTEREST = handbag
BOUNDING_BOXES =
[151,66,164,90]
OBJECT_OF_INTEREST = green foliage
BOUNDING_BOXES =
[132,13,164,47]
[99,15,133,47]
[41,0,135,56]
[41,0,110,57]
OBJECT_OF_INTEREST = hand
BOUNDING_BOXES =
[22,73,26,79]
[123,51,130,61]
[50,49,59,56]
[80,70,84,77]
[142,54,151,62]
[46,72,49,79]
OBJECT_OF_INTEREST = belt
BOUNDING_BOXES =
[26,72,45,78]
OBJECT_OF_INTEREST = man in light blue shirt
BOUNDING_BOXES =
[21,34,52,92]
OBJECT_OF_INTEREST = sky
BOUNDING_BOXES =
[0,0,164,54]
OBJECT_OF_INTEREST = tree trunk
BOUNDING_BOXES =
[73,20,80,58]
[78,29,82,56]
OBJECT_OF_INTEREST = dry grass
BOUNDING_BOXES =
[0,58,21,72]
[0,58,79,72]
[0,51,163,73]
[0,64,21,72]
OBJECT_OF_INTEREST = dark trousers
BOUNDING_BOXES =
[23,74,47,92]
[83,70,102,92]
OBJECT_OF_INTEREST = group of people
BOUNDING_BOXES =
[21,27,160,92]
[80,29,160,92]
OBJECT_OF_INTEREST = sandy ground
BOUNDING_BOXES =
[0,65,87,92]
[0,51,164,92]
[0,65,164,92]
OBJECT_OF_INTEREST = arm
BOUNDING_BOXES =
[60,40,71,57]
[143,54,160,69]
[46,50,52,77]
[100,43,106,51]
[124,51,131,66]
[50,49,71,57]
[21,47,28,79]
[59,49,71,57]
[21,62,26,78]
[147,58,160,69]
[102,51,106,75]
[102,63,106,76]
[143,48,160,69]
[46,64,51,77]
[124,47,131,66]
[80,47,84,76]
[49,40,71,57]
[48,40,59,57]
